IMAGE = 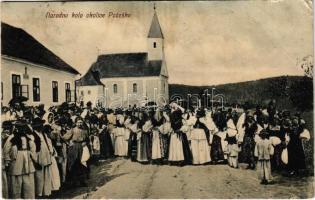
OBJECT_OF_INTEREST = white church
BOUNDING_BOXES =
[77,7,169,108]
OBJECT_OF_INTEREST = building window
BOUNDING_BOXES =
[81,91,84,96]
[113,84,118,94]
[65,83,71,102]
[87,90,91,95]
[153,42,157,48]
[133,83,137,93]
[12,74,21,98]
[33,78,40,102]
[52,81,58,102]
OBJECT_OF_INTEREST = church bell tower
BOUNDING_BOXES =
[147,4,164,61]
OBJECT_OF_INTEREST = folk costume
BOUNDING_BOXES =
[32,118,53,197]
[62,120,90,186]
[190,115,211,165]
[254,130,274,184]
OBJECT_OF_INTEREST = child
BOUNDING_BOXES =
[254,129,274,184]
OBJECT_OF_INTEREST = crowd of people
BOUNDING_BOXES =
[1,99,311,198]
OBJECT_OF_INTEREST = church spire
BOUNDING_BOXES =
[148,3,164,39]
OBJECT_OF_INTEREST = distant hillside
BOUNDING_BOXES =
[169,75,313,110]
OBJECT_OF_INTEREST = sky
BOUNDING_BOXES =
[1,0,313,86]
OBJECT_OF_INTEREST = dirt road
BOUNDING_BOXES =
[56,158,314,199]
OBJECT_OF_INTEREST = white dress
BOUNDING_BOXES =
[124,118,132,156]
[151,128,162,160]
[114,115,126,156]
[168,131,184,161]
[190,128,211,164]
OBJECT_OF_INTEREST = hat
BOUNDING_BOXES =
[283,118,292,127]
[55,116,67,126]
[125,110,132,116]
[2,121,13,130]
[32,117,46,127]
[42,124,53,134]
[86,101,92,107]
[89,114,99,124]
[75,116,84,123]
[196,109,205,118]
[259,129,269,137]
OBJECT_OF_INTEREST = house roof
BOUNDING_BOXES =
[1,22,80,75]
[78,53,162,86]
[148,12,164,38]
[77,70,104,86]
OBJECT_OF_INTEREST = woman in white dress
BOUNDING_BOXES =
[190,110,211,165]
[123,114,132,157]
[168,109,185,165]
[151,109,163,163]
[158,110,172,162]
[113,113,126,157]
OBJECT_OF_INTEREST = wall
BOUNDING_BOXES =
[77,85,104,107]
[99,76,169,108]
[147,38,164,61]
[1,56,77,106]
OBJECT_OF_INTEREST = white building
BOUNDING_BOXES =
[1,22,80,106]
[77,8,169,108]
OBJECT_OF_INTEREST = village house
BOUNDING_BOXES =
[1,22,80,107]
[77,8,169,108]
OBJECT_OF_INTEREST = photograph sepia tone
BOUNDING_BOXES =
[0,0,314,199]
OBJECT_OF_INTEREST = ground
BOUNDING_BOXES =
[53,158,314,199]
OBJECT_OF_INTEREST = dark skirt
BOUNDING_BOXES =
[211,134,225,161]
[239,136,255,165]
[128,132,138,161]
[99,131,114,159]
[182,133,193,164]
[161,134,170,159]
[139,133,151,162]
[271,143,286,171]
[287,138,306,171]
[66,143,88,182]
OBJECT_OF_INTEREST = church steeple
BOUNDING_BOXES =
[148,4,164,39]
[147,3,164,61]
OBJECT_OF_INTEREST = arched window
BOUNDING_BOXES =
[153,42,157,48]
[133,83,137,93]
[113,84,118,94]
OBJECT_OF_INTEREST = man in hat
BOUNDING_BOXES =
[5,120,37,199]
[32,117,53,198]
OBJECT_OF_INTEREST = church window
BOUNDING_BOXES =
[153,42,157,48]
[87,90,91,95]
[133,83,137,93]
[81,91,84,96]
[113,84,118,94]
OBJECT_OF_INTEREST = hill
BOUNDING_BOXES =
[169,75,313,111]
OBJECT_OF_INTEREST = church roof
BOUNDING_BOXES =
[79,53,162,86]
[1,22,80,75]
[148,12,164,38]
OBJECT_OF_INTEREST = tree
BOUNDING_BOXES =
[298,55,313,79]
[289,76,313,112]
